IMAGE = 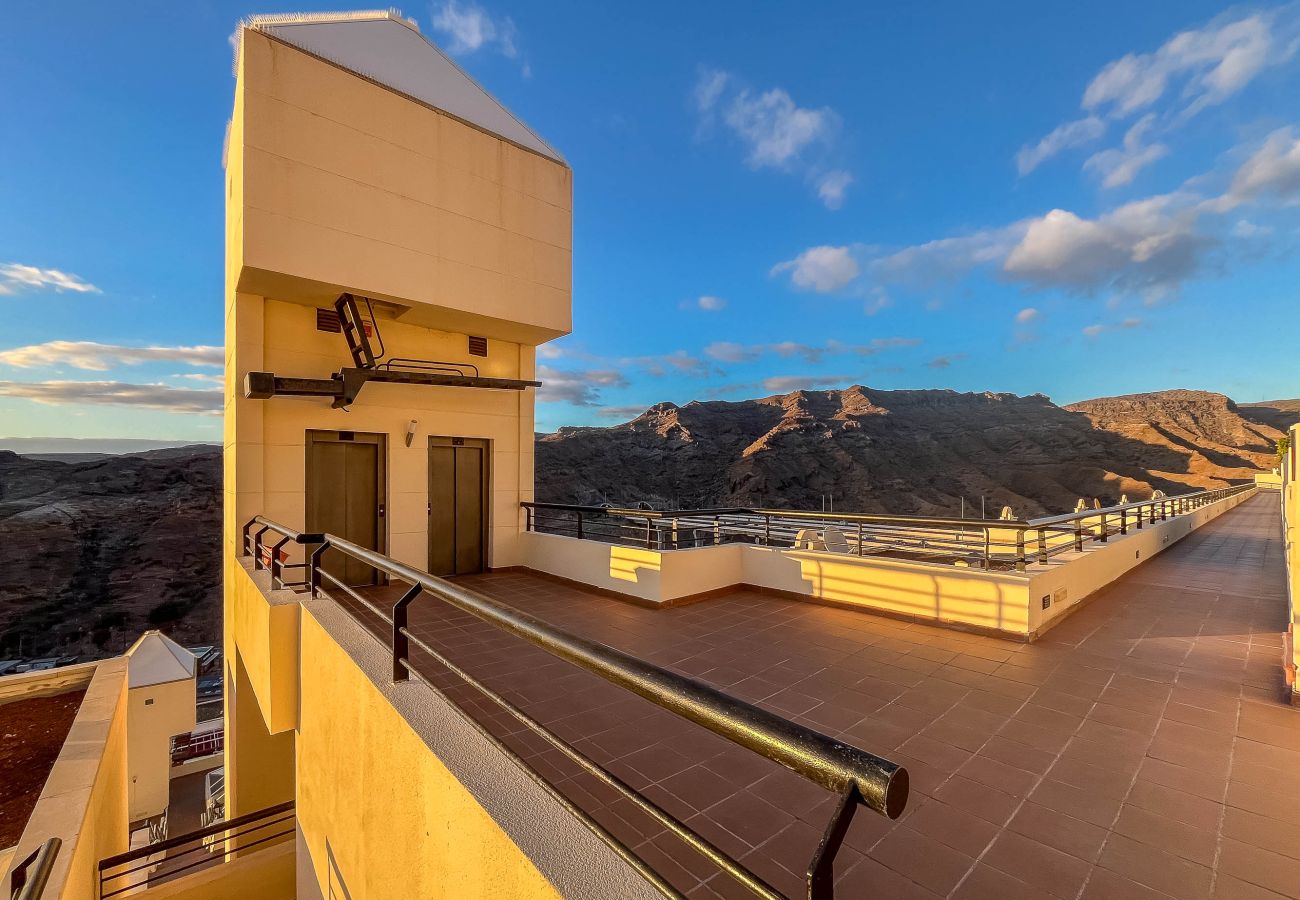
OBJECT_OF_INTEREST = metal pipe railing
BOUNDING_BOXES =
[242,517,909,898]
[522,483,1256,570]
[98,802,294,899]
[9,838,61,900]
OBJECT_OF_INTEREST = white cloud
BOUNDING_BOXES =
[864,288,892,316]
[1017,116,1107,174]
[696,295,726,311]
[0,380,221,414]
[1231,218,1274,239]
[1001,195,1207,294]
[704,341,760,363]
[771,245,860,293]
[705,337,918,364]
[873,226,1025,287]
[815,170,854,210]
[430,1,523,68]
[926,354,966,369]
[692,68,730,114]
[0,263,99,295]
[1022,11,1296,178]
[1082,318,1144,337]
[724,87,838,169]
[536,365,628,407]
[0,341,223,371]
[1015,307,1040,324]
[761,374,854,393]
[1219,127,1300,210]
[1084,12,1285,117]
[174,373,224,385]
[597,405,647,421]
[1084,114,1169,188]
[692,69,852,207]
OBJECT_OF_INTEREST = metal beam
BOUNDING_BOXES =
[243,368,541,407]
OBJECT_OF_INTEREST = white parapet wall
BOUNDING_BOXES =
[522,487,1257,640]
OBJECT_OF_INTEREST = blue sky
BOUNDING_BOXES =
[2,1,1299,440]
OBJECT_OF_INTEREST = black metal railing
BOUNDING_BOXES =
[242,517,908,899]
[8,838,61,900]
[242,516,323,590]
[97,801,293,899]
[523,483,1256,572]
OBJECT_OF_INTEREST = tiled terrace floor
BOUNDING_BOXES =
[337,493,1297,899]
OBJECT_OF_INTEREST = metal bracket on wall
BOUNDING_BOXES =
[244,368,540,409]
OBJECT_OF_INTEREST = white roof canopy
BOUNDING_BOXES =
[242,10,563,163]
[125,630,198,688]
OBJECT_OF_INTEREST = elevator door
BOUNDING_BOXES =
[428,437,488,576]
[306,431,385,587]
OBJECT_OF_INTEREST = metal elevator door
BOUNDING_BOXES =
[306,431,385,587]
[428,438,488,576]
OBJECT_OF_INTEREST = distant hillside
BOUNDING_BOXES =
[0,447,221,659]
[536,387,1282,516]
[1240,399,1300,434]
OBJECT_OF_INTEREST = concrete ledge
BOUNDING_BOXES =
[0,661,98,705]
[227,560,300,734]
[296,593,660,900]
[4,658,130,900]
[521,489,1257,642]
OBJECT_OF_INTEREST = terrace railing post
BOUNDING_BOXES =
[391,584,422,683]
[1120,508,1127,535]
[983,530,991,570]
[857,521,864,557]
[765,515,772,546]
[1074,521,1084,552]
[672,517,679,551]
[806,784,862,900]
[308,543,326,598]
[1015,531,1026,572]
[577,510,584,541]
[525,505,532,532]
[252,526,270,570]
[645,517,653,550]
[1099,512,1108,542]
[1037,528,1047,561]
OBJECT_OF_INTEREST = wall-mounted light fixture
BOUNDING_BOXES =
[405,419,418,448]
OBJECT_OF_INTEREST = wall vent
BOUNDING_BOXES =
[316,308,341,333]
[317,308,371,336]
[468,335,488,357]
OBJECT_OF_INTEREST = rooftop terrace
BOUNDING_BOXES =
[321,491,1294,898]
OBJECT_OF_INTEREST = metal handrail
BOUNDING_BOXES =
[9,838,61,900]
[1026,484,1251,527]
[241,515,324,591]
[242,517,908,898]
[522,483,1256,571]
[98,801,294,899]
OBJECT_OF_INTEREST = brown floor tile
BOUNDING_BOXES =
[1216,837,1300,898]
[868,825,977,896]
[951,863,1056,900]
[982,829,1092,897]
[1098,833,1213,900]
[1006,801,1109,863]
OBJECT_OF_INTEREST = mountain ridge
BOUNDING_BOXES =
[537,387,1293,516]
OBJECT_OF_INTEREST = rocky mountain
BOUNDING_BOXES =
[0,446,221,660]
[536,387,1290,517]
[2,388,1291,660]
